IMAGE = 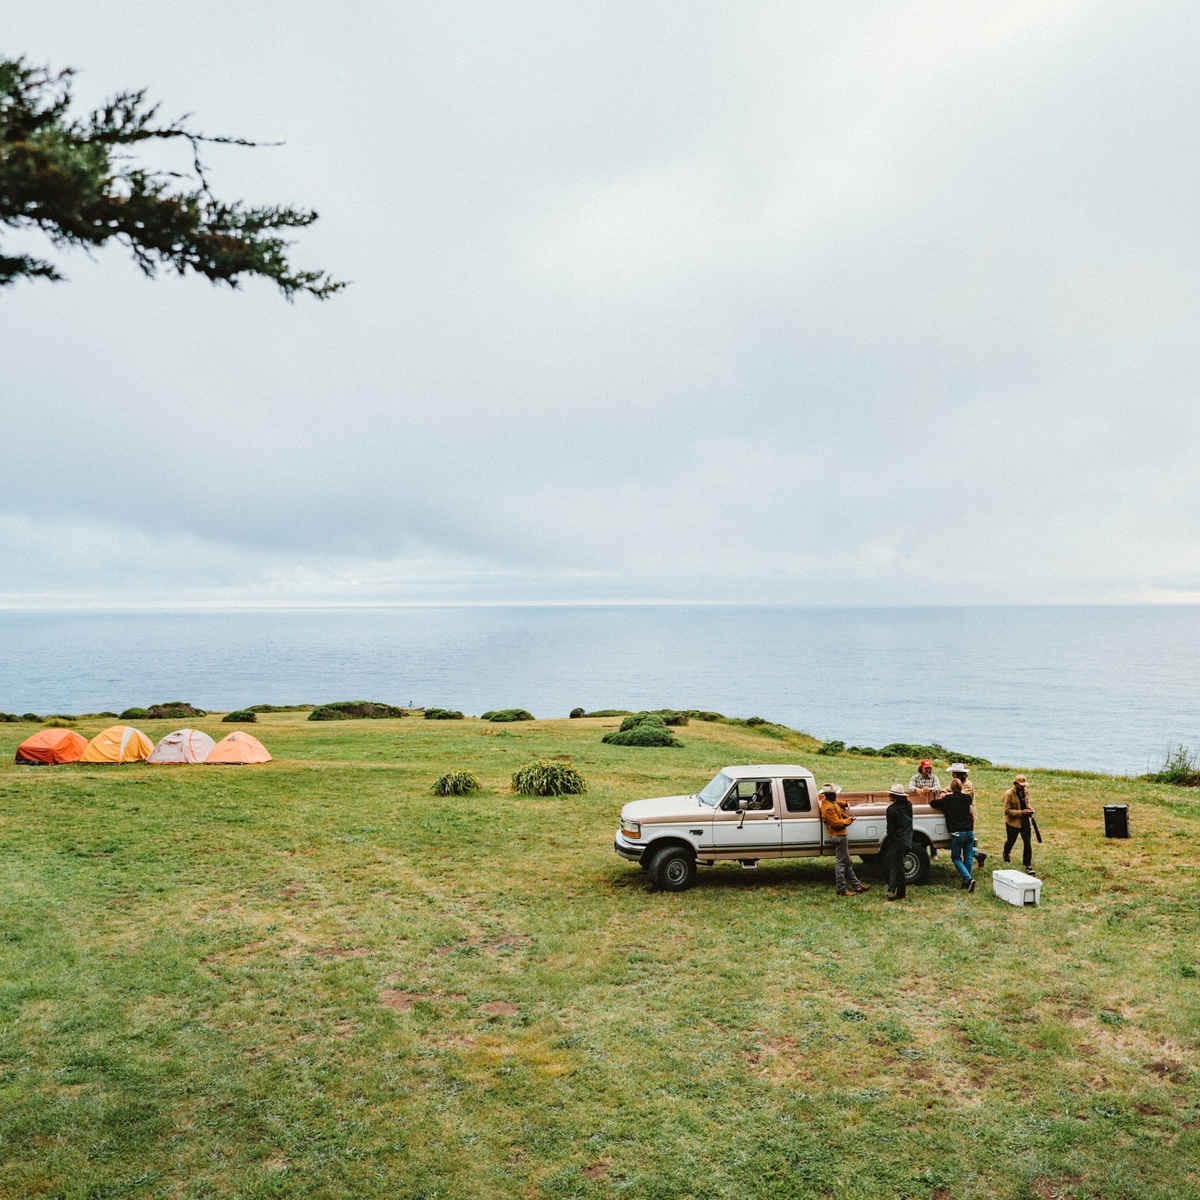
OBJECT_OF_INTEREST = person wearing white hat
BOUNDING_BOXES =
[885,784,914,900]
[947,763,987,869]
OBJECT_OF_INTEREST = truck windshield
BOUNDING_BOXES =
[697,771,733,807]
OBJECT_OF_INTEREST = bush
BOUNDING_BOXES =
[1146,744,1200,787]
[817,739,845,756]
[424,708,465,720]
[744,716,768,726]
[44,714,79,723]
[431,770,482,795]
[248,704,315,712]
[512,759,587,795]
[21,712,40,722]
[308,701,406,721]
[0,712,19,723]
[615,710,689,732]
[569,707,585,718]
[603,721,682,747]
[581,708,633,718]
[223,709,257,723]
[146,701,206,719]
[119,707,150,720]
[482,709,535,723]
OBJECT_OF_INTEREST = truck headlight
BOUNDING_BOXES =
[620,818,641,838]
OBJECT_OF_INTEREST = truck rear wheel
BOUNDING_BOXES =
[648,846,697,892]
[904,843,931,885]
[876,842,931,885]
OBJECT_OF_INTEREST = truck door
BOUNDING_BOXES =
[710,779,782,853]
[779,777,823,853]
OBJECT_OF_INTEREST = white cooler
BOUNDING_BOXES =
[992,869,1041,907]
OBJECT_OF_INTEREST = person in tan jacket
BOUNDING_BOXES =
[1002,775,1035,873]
[820,783,868,896]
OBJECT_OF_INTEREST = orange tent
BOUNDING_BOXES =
[15,727,88,764]
[80,724,153,764]
[147,729,216,764]
[206,731,272,764]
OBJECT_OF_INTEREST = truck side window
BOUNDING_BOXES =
[721,780,772,812]
[783,779,811,813]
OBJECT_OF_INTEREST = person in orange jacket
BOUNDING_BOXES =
[820,783,869,896]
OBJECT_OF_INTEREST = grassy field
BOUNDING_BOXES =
[1,713,1198,1200]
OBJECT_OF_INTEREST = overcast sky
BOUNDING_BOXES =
[4,1,1200,606]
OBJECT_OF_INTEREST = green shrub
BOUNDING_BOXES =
[223,710,257,723]
[431,770,482,795]
[512,759,587,795]
[20,712,40,722]
[424,708,465,720]
[248,704,315,712]
[308,701,406,721]
[569,707,585,718]
[119,707,150,720]
[581,709,633,718]
[0,712,19,723]
[1146,745,1200,787]
[482,709,535,723]
[744,716,767,726]
[146,701,206,719]
[615,710,689,732]
[817,740,845,756]
[44,714,79,723]
[603,715,682,747]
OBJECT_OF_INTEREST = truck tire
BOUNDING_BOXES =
[648,845,697,892]
[876,842,931,885]
[904,842,931,886]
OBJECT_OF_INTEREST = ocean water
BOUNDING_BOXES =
[1,605,1198,776]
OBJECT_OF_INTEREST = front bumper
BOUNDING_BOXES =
[614,834,644,861]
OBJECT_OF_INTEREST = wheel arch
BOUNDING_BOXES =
[643,835,698,862]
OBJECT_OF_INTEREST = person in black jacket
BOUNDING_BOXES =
[931,778,977,892]
[885,784,914,901]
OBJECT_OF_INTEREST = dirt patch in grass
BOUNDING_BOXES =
[1030,1176,1082,1199]
[379,990,467,1012]
[1146,1060,1187,1080]
[583,1163,609,1179]
[478,1001,519,1016]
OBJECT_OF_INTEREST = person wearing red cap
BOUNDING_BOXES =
[907,759,940,797]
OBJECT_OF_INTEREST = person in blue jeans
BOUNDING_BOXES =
[931,779,977,892]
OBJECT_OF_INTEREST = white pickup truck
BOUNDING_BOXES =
[613,763,951,892]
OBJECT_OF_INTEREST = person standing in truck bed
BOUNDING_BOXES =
[907,758,940,797]
[886,784,914,901]
[819,783,869,897]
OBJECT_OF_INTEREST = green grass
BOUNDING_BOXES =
[0,713,1198,1199]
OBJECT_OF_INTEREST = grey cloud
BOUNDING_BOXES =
[3,1,1200,603]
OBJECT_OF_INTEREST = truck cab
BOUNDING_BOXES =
[614,764,949,891]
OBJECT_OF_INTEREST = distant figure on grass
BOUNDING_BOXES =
[1002,775,1036,873]
[885,784,914,901]
[819,783,869,897]
[907,758,940,797]
[931,779,977,892]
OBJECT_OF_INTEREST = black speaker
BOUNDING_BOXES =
[1103,804,1129,838]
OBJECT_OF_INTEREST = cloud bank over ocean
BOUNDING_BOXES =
[4,1,1200,605]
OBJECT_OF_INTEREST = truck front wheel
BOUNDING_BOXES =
[648,846,697,892]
